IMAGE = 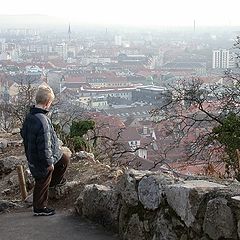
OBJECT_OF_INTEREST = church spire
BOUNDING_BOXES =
[68,23,71,42]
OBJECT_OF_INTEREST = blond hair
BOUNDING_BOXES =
[35,85,55,105]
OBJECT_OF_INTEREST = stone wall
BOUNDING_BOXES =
[75,169,240,240]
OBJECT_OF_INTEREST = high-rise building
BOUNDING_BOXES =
[115,35,122,46]
[55,43,68,60]
[212,49,230,69]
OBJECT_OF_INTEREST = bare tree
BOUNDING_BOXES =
[151,71,240,179]
[85,122,151,167]
[51,101,85,143]
[0,75,37,131]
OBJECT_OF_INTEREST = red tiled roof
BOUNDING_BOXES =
[48,60,67,68]
[120,127,141,141]
[88,113,125,129]
[64,76,86,83]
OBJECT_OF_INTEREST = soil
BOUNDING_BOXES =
[49,157,119,211]
[0,133,122,212]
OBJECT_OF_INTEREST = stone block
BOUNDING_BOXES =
[123,214,145,240]
[118,169,149,206]
[138,174,174,210]
[165,180,226,227]
[238,220,240,240]
[81,184,120,231]
[203,198,236,240]
[0,200,22,212]
[0,156,24,176]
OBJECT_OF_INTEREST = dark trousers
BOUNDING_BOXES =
[33,153,69,209]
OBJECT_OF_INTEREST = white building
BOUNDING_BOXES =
[0,38,6,52]
[115,35,122,46]
[55,43,68,60]
[90,96,108,109]
[25,65,42,75]
[212,49,230,69]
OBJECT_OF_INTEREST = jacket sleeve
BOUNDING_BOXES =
[35,115,54,166]
[20,116,29,153]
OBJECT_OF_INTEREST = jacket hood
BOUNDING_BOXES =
[30,106,49,115]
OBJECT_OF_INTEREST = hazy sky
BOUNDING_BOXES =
[1,0,240,27]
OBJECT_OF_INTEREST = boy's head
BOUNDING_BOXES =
[35,86,55,108]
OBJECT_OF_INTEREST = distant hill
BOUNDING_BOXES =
[0,14,66,29]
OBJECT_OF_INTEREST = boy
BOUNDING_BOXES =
[21,85,69,216]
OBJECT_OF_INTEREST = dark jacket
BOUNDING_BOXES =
[20,106,62,178]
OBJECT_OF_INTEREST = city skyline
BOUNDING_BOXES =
[1,0,240,27]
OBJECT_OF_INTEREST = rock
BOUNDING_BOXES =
[61,146,72,158]
[72,169,240,239]
[1,188,11,195]
[231,195,240,208]
[0,128,6,133]
[123,214,145,240]
[203,198,237,240]
[0,200,22,212]
[108,169,124,181]
[6,170,32,194]
[118,172,138,206]
[49,180,80,199]
[128,169,152,180]
[8,174,19,186]
[153,211,179,240]
[75,151,95,161]
[232,195,240,201]
[138,173,175,210]
[165,180,227,227]
[138,176,162,210]
[119,202,130,236]
[199,236,211,240]
[75,193,84,215]
[118,169,151,207]
[11,128,20,134]
[25,169,34,191]
[24,193,33,204]
[24,193,37,208]
[0,138,8,152]
[179,234,188,240]
[0,156,24,176]
[238,221,240,239]
[81,184,120,231]
[7,140,23,147]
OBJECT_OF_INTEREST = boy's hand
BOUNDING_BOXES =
[47,164,54,171]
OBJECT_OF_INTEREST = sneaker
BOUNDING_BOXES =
[33,207,55,216]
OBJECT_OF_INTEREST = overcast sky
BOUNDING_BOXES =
[1,0,240,27]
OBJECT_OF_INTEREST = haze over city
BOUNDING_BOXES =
[1,0,240,238]
[1,0,240,176]
[1,0,240,27]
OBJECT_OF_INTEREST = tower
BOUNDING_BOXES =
[115,35,122,46]
[68,23,71,42]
